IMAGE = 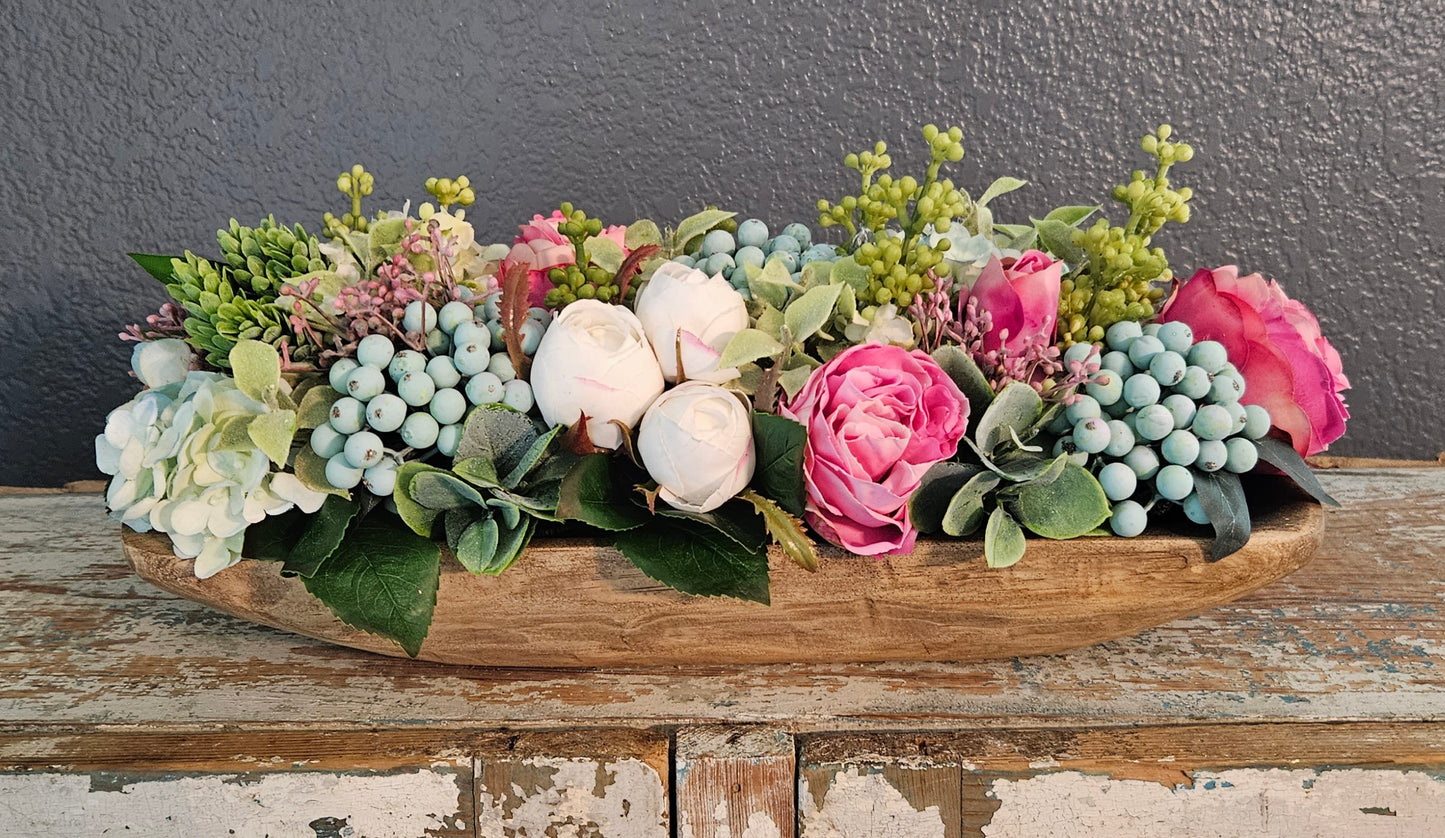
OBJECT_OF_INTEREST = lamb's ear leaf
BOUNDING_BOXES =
[984,506,1028,569]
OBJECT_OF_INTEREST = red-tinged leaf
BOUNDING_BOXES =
[560,412,604,456]
[614,244,660,300]
[499,261,533,380]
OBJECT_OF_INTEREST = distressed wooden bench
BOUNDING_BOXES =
[1,462,1442,836]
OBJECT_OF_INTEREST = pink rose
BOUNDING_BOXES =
[1161,266,1350,456]
[781,344,970,555]
[502,211,629,307]
[967,250,1062,354]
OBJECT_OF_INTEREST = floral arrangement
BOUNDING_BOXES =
[99,125,1347,655]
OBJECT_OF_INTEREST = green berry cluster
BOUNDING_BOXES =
[1059,125,1195,346]
[816,125,968,308]
[543,202,627,308]
[217,215,326,295]
[323,164,375,237]
[424,175,476,211]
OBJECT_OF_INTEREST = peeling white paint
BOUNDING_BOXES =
[799,767,946,838]
[0,770,464,838]
[984,768,1445,836]
[682,799,783,838]
[477,757,666,838]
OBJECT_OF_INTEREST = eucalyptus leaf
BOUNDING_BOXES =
[1253,437,1339,506]
[452,456,502,489]
[409,470,486,510]
[485,515,535,574]
[932,345,994,421]
[455,405,537,476]
[393,462,443,535]
[910,462,982,534]
[975,382,1044,456]
[942,471,1002,537]
[984,506,1028,569]
[501,425,564,490]
[783,283,844,343]
[302,519,440,657]
[1194,470,1253,561]
[454,514,499,574]
[1005,462,1110,539]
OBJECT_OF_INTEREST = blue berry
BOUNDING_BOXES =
[397,371,436,407]
[768,235,802,255]
[1161,393,1197,429]
[388,350,426,382]
[328,358,360,394]
[765,250,797,272]
[527,307,551,324]
[1243,404,1272,439]
[436,423,462,458]
[1110,500,1148,537]
[402,300,437,334]
[1192,404,1233,441]
[1098,462,1138,502]
[425,355,462,390]
[782,223,812,248]
[1045,408,1073,436]
[1149,351,1187,386]
[1065,395,1102,424]
[482,296,502,322]
[1161,429,1201,466]
[1051,436,1090,467]
[1224,437,1259,473]
[1127,334,1166,368]
[1124,373,1162,408]
[704,252,736,276]
[800,244,837,266]
[437,300,474,335]
[672,255,695,269]
[1155,464,1194,501]
[1155,321,1194,354]
[1134,404,1175,441]
[309,423,346,458]
[1209,371,1244,405]
[736,219,769,249]
[701,229,735,257]
[1105,321,1143,352]
[1100,350,1136,380]
[1123,445,1162,480]
[465,371,505,405]
[502,379,534,413]
[345,365,386,401]
[734,245,766,273]
[329,397,367,434]
[424,328,451,356]
[429,388,467,425]
[486,320,506,351]
[1085,371,1124,407]
[1175,365,1212,400]
[325,453,364,490]
[366,393,407,433]
[488,354,517,383]
[1194,439,1228,472]
[1188,340,1229,374]
[451,321,488,350]
[1104,420,1135,457]
[452,341,490,376]
[1073,417,1112,454]
[344,430,385,469]
[1223,401,1248,436]
[1064,341,1098,368]
[1143,323,1162,337]
[1181,492,1209,525]
[362,460,399,496]
[518,319,545,356]
[400,412,440,449]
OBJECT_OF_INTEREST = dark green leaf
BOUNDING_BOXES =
[932,346,994,424]
[654,499,768,553]
[615,516,771,604]
[129,252,180,282]
[1005,462,1111,539]
[942,471,1002,537]
[975,382,1044,456]
[393,462,444,536]
[302,518,441,657]
[555,454,649,531]
[282,495,361,578]
[909,462,982,534]
[1194,470,1253,561]
[984,507,1028,568]
[1254,437,1340,506]
[242,508,308,562]
[750,412,807,515]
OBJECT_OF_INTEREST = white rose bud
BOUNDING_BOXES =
[530,299,665,450]
[131,338,194,389]
[637,381,756,513]
[635,261,749,383]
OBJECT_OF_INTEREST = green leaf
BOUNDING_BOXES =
[1005,462,1111,539]
[452,456,502,490]
[455,405,537,475]
[282,495,360,578]
[993,223,1033,238]
[1253,437,1339,506]
[302,518,441,657]
[942,471,1002,537]
[829,255,870,295]
[984,506,1028,569]
[555,454,649,531]
[997,227,1039,252]
[975,382,1044,456]
[1044,205,1101,227]
[1032,218,1086,264]
[747,259,800,310]
[1194,470,1253,561]
[485,515,535,574]
[248,409,296,467]
[624,219,663,250]
[129,252,180,282]
[738,489,818,571]
[798,259,834,290]
[229,340,282,403]
[296,385,342,430]
[932,346,994,421]
[393,462,444,536]
[977,176,1028,208]
[454,514,499,574]
[242,508,309,562]
[615,515,770,604]
[674,209,737,253]
[989,449,1064,483]
[654,499,768,553]
[367,218,407,262]
[778,366,813,400]
[502,425,564,489]
[409,470,486,509]
[294,447,350,498]
[909,462,982,534]
[750,412,807,515]
[585,235,626,274]
[717,329,786,370]
[755,304,785,339]
[783,282,844,343]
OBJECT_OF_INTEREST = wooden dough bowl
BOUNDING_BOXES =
[124,493,1324,667]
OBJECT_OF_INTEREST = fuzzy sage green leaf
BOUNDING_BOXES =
[909,462,982,534]
[1004,461,1111,539]
[984,506,1028,568]
[942,471,1002,537]
[783,282,844,343]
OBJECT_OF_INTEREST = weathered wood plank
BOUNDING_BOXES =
[676,726,795,838]
[0,467,1441,731]
[799,759,960,838]
[475,729,669,837]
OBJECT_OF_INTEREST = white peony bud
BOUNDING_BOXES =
[131,339,194,388]
[530,299,665,450]
[634,261,749,383]
[637,381,755,513]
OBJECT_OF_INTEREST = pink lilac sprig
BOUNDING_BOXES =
[119,301,188,343]
[954,295,1100,406]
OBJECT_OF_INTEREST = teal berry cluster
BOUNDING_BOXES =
[312,298,550,494]
[672,217,836,299]
[1048,320,1271,536]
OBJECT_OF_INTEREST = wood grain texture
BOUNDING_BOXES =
[121,487,1324,666]
[677,726,795,838]
[0,467,1440,732]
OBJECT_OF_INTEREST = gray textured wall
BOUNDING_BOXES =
[2,0,1441,484]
